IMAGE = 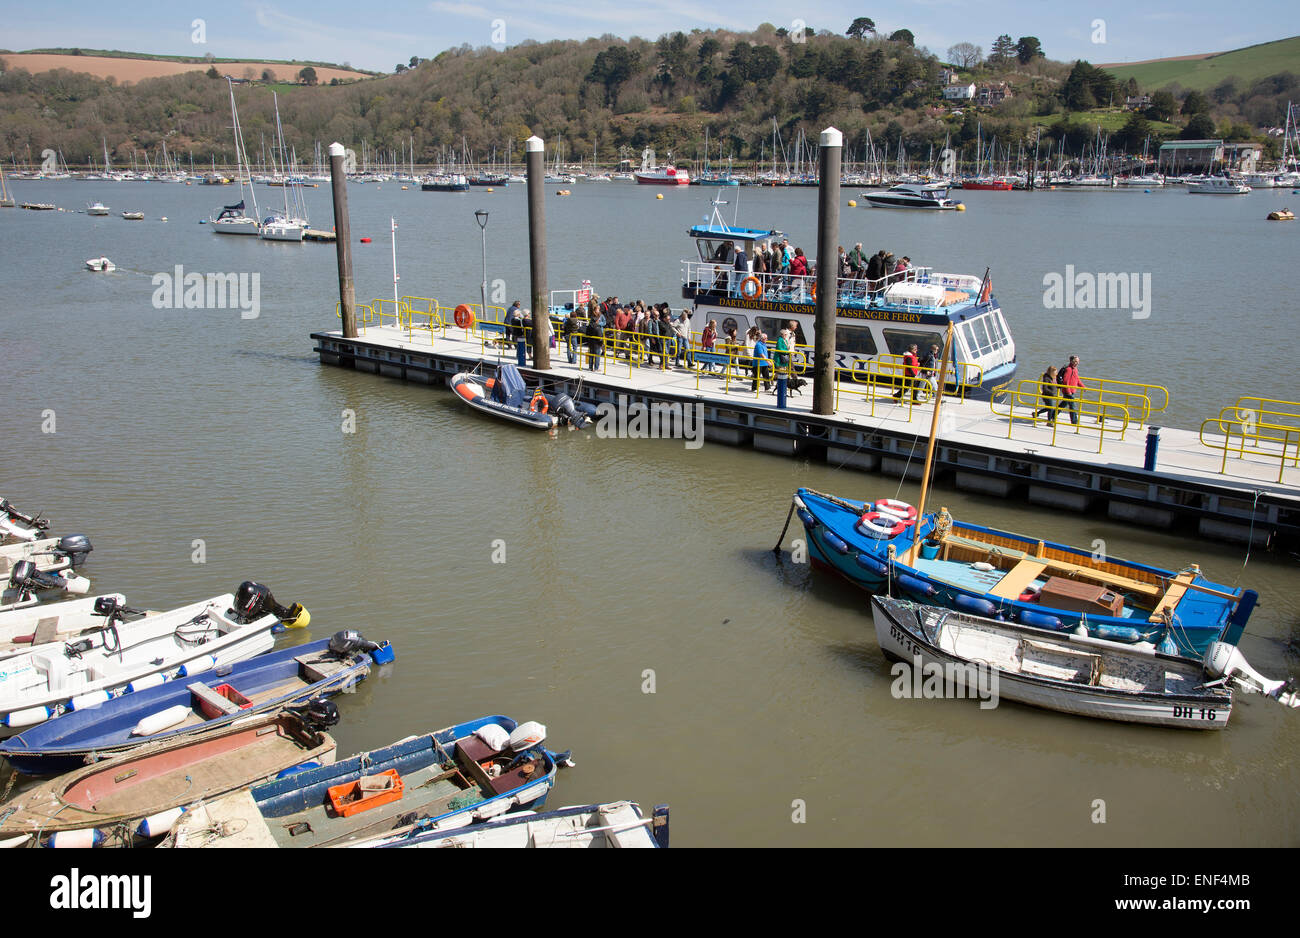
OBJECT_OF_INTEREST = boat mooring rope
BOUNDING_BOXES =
[772,503,795,554]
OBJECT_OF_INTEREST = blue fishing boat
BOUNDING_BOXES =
[792,487,1257,659]
[168,716,572,848]
[0,630,393,776]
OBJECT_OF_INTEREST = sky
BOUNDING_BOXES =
[2,0,1297,73]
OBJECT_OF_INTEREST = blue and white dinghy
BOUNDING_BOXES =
[450,364,596,430]
[168,716,572,848]
[0,583,309,735]
[362,801,669,848]
[0,630,391,775]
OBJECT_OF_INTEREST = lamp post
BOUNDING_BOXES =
[475,209,489,320]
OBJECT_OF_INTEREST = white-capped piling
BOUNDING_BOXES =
[328,142,357,338]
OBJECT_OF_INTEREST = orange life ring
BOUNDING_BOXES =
[453,304,474,328]
[810,281,817,301]
[530,391,549,414]
[740,276,763,299]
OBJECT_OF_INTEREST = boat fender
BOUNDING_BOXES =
[132,704,192,737]
[854,552,890,577]
[508,721,547,751]
[874,499,917,523]
[953,595,998,618]
[179,655,218,677]
[61,572,91,595]
[822,531,851,555]
[795,508,816,528]
[857,512,909,539]
[137,807,187,838]
[1157,633,1179,656]
[740,276,763,299]
[897,573,939,598]
[46,829,103,849]
[474,723,511,751]
[453,304,475,328]
[1018,609,1065,631]
[126,672,167,693]
[971,562,996,573]
[4,705,52,729]
[1094,624,1141,644]
[68,690,111,712]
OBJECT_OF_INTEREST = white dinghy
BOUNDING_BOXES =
[0,582,309,734]
[0,594,132,660]
[0,499,49,544]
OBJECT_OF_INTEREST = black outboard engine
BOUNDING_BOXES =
[54,534,93,568]
[232,581,309,628]
[290,696,339,729]
[548,393,591,429]
[8,559,66,594]
[328,630,380,657]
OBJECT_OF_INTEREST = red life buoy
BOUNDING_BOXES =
[740,276,763,299]
[530,391,549,414]
[810,281,817,301]
[874,499,918,524]
[856,511,909,539]
[454,304,474,328]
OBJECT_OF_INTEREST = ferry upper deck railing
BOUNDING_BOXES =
[991,378,1134,453]
[1199,399,1300,483]
[680,262,989,312]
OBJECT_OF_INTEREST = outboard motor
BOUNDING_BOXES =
[0,498,49,532]
[289,696,339,729]
[1204,641,1300,708]
[9,559,68,594]
[53,534,93,568]
[549,393,590,429]
[232,581,309,627]
[328,630,380,657]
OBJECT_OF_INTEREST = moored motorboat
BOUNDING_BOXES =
[0,630,391,775]
[85,201,109,215]
[792,488,1257,660]
[0,498,49,543]
[120,211,144,220]
[0,593,131,661]
[0,582,308,734]
[1,560,92,613]
[870,595,1298,727]
[364,800,669,848]
[861,182,963,210]
[0,710,337,847]
[1187,177,1251,194]
[1267,208,1295,220]
[170,716,571,848]
[85,256,115,271]
[450,365,559,429]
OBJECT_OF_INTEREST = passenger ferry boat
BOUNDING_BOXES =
[679,214,1017,397]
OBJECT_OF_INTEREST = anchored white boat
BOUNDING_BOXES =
[85,256,115,272]
[120,211,144,220]
[861,182,963,209]
[0,582,309,734]
[0,535,92,578]
[870,596,1298,728]
[0,594,130,660]
[211,78,261,235]
[1187,177,1251,194]
[85,201,109,215]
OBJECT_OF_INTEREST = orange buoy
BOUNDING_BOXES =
[360,237,372,243]
[453,304,475,328]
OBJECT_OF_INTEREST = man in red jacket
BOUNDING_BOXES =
[893,344,920,401]
[1059,355,1085,425]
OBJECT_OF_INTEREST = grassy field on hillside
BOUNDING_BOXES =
[1101,36,1300,91]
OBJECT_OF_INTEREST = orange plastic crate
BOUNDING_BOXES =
[327,770,404,818]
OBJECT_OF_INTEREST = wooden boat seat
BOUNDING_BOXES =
[1019,638,1103,686]
[188,682,243,717]
[295,651,351,683]
[32,618,61,645]
[1148,572,1194,623]
[941,532,1162,600]
[988,560,1048,599]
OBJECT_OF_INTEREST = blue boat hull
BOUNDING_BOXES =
[794,488,1254,659]
[0,637,385,775]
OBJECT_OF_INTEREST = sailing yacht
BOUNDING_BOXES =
[211,79,260,235]
[259,93,306,242]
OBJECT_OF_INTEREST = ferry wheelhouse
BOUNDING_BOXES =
[680,222,1017,397]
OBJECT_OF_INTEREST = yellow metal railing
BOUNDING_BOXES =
[1199,398,1300,482]
[991,379,1132,453]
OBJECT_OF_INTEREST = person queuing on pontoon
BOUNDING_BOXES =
[700,320,719,372]
[751,333,774,392]
[672,310,692,367]
[892,344,921,402]
[562,311,582,364]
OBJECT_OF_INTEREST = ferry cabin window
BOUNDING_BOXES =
[698,240,734,264]
[838,324,879,356]
[882,329,942,357]
[756,317,806,345]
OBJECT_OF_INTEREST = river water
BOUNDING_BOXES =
[1,177,1297,846]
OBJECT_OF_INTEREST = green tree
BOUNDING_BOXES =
[698,38,721,63]
[1113,111,1151,151]
[1145,89,1176,121]
[409,56,421,69]
[847,17,876,40]
[261,68,275,82]
[988,35,1015,67]
[587,46,640,107]
[889,29,915,46]
[206,66,220,79]
[1014,37,1043,64]
[1181,113,1217,139]
[1181,90,1208,115]
[298,66,317,85]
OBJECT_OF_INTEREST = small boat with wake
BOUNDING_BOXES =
[449,363,595,430]
[85,256,115,272]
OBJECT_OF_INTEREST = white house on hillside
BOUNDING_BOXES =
[943,83,976,101]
